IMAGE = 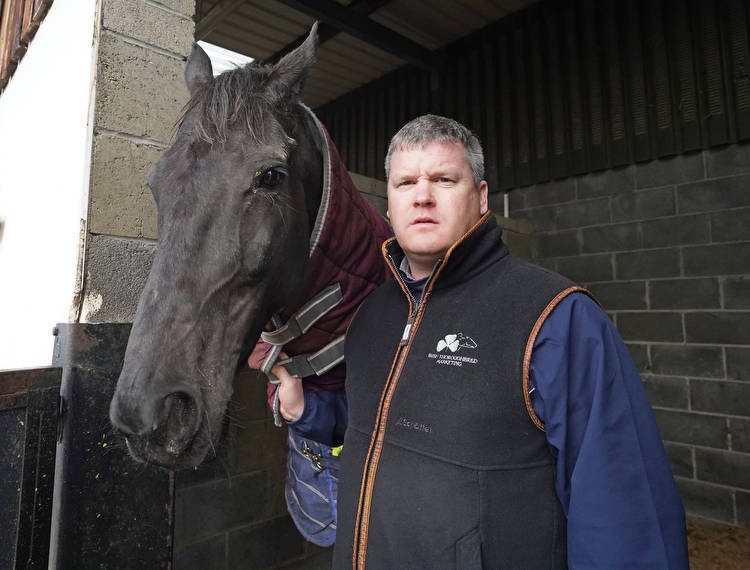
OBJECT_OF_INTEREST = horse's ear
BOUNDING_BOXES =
[270,22,318,100]
[185,44,213,96]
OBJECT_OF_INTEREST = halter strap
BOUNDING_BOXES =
[260,284,346,426]
[277,335,345,379]
[261,284,343,346]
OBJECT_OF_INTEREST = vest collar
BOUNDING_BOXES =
[383,212,509,291]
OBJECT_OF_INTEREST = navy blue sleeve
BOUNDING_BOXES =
[287,388,348,447]
[530,293,688,569]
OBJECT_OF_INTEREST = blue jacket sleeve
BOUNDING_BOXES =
[530,293,688,569]
[287,388,348,447]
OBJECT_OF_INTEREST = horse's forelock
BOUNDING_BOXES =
[179,63,291,147]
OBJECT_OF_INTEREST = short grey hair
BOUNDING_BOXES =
[384,115,485,187]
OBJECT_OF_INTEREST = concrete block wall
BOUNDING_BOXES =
[509,143,750,527]
[82,0,193,323]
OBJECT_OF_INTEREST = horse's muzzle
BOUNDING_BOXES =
[110,388,202,463]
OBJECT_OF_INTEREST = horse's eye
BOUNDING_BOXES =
[260,168,285,188]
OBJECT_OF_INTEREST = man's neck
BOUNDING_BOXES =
[402,256,437,280]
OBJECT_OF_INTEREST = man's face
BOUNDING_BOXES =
[387,141,488,278]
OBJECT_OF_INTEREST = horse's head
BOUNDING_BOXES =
[109,26,323,469]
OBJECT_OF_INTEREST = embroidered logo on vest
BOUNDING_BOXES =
[429,333,479,367]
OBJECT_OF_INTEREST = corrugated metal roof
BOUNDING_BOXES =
[197,0,535,108]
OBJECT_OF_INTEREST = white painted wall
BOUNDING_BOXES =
[0,0,99,369]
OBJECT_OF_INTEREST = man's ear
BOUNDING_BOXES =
[185,44,213,96]
[479,180,488,214]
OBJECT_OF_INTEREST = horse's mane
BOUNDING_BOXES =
[181,63,280,146]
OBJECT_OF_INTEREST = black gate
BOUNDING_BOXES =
[1,323,174,569]
[48,323,173,569]
[0,366,60,569]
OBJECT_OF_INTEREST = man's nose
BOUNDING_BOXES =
[412,179,435,206]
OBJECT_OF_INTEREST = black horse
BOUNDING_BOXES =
[109,25,388,470]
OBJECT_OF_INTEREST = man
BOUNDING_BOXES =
[275,115,688,568]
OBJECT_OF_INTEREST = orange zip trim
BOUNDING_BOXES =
[522,286,598,431]
[352,212,492,569]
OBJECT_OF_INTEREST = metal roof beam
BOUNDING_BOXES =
[195,0,248,40]
[264,0,391,64]
[274,0,440,72]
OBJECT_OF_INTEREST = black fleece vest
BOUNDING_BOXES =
[333,214,580,569]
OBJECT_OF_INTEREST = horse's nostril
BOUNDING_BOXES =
[160,392,199,456]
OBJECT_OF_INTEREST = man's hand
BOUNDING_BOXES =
[273,354,304,422]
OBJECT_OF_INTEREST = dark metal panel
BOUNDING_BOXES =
[0,366,61,570]
[580,0,607,171]
[642,0,677,157]
[546,3,569,179]
[455,52,470,129]
[386,75,398,146]
[396,67,409,134]
[568,3,589,173]
[366,92,378,177]
[348,103,358,172]
[602,0,629,166]
[694,0,732,146]
[408,72,419,120]
[666,0,701,151]
[469,46,484,146]
[420,69,432,114]
[48,324,173,570]
[512,24,532,187]
[498,31,516,190]
[357,94,367,174]
[482,37,500,192]
[624,0,651,162]
[0,405,25,570]
[528,9,550,183]
[339,103,350,167]
[726,0,750,139]
[377,87,387,175]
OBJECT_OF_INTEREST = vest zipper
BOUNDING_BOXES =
[353,256,441,568]
[389,254,439,347]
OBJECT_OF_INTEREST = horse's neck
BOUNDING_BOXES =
[293,106,324,234]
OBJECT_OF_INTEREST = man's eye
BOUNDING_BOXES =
[260,168,286,188]
[438,177,454,184]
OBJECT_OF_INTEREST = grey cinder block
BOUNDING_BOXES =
[683,243,750,276]
[641,214,710,248]
[612,187,675,222]
[654,409,728,449]
[618,311,684,343]
[556,253,613,283]
[649,278,720,310]
[675,478,734,523]
[678,174,750,214]
[555,197,610,229]
[663,443,693,478]
[695,448,750,490]
[587,280,647,311]
[616,248,680,279]
[650,345,724,378]
[685,312,750,345]
[643,375,689,409]
[581,222,641,254]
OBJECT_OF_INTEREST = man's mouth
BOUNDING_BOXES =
[412,217,437,225]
